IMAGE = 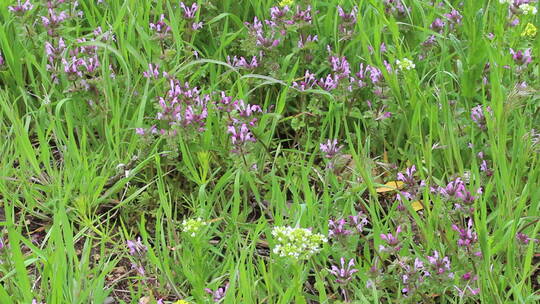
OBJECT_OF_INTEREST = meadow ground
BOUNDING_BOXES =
[0,0,539,303]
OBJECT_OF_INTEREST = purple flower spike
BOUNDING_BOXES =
[430,18,445,32]
[150,14,172,35]
[227,55,260,70]
[451,219,478,249]
[228,123,256,145]
[397,165,417,186]
[329,258,358,284]
[379,225,402,252]
[317,74,339,91]
[292,70,317,91]
[471,104,492,130]
[426,251,453,278]
[143,63,160,79]
[8,0,33,15]
[293,5,313,24]
[348,212,369,233]
[320,139,343,158]
[444,9,463,26]
[180,2,199,19]
[328,218,353,238]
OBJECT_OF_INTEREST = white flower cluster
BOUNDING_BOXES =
[520,4,538,15]
[271,226,327,260]
[396,58,415,71]
[181,217,208,237]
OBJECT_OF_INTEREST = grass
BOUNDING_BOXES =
[0,0,539,303]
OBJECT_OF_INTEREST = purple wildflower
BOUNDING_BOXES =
[348,212,369,233]
[320,139,343,158]
[329,258,358,284]
[451,219,478,249]
[179,2,203,30]
[143,63,160,79]
[180,2,199,19]
[399,257,429,295]
[150,14,171,39]
[426,251,453,278]
[45,37,65,67]
[192,22,203,30]
[477,152,493,177]
[444,9,463,26]
[8,0,33,15]
[205,283,229,303]
[127,237,147,256]
[227,55,260,70]
[471,105,492,130]
[355,63,383,86]
[516,232,539,244]
[256,32,280,48]
[234,100,262,120]
[292,70,317,91]
[330,56,351,79]
[228,123,256,145]
[397,165,417,186]
[155,80,209,131]
[337,6,358,24]
[41,8,69,35]
[62,56,85,78]
[375,110,393,121]
[379,225,402,252]
[337,6,358,36]
[461,271,478,282]
[328,218,354,238]
[383,0,406,16]
[510,48,533,65]
[510,18,520,27]
[297,34,318,48]
[270,5,291,23]
[430,18,445,32]
[293,5,313,24]
[317,74,339,91]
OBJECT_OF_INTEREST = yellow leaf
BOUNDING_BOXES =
[376,181,405,193]
[412,200,424,212]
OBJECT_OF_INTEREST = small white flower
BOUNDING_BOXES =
[520,4,538,15]
[271,226,327,260]
[498,0,512,3]
[396,58,415,71]
[181,217,208,237]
